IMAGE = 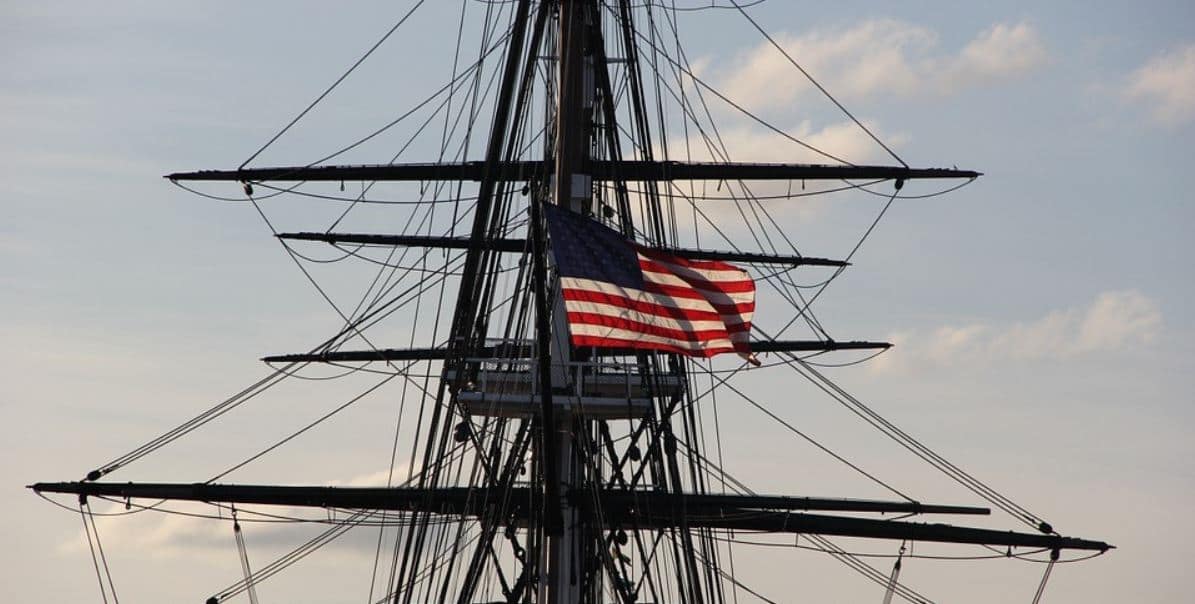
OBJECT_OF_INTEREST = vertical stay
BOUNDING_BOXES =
[448,0,535,359]
[532,191,562,537]
[397,2,535,602]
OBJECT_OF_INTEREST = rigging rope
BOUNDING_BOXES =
[239,0,428,169]
[79,498,120,604]
[777,353,1049,530]
[1030,549,1060,604]
[247,194,388,358]
[613,11,855,166]
[85,367,294,480]
[728,0,907,167]
[881,543,906,604]
[206,444,481,603]
[207,371,402,482]
[231,506,261,604]
[686,361,915,500]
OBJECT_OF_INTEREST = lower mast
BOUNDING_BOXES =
[543,1,590,601]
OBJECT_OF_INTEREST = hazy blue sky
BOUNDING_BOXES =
[3,1,1193,602]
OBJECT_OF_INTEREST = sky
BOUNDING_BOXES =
[3,1,1194,602]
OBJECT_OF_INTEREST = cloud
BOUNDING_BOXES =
[60,505,232,557]
[668,118,904,164]
[872,290,1161,373]
[716,20,1046,111]
[942,22,1048,91]
[649,119,906,230]
[58,466,413,559]
[1126,43,1195,124]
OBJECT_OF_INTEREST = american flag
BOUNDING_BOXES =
[544,204,758,364]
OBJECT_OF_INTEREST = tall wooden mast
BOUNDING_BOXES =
[542,3,591,601]
[29,1,1111,603]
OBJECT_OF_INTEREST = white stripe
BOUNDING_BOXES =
[564,300,733,333]
[569,324,735,352]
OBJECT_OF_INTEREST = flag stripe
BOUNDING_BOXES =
[572,336,737,358]
[638,257,755,292]
[641,281,755,309]
[564,302,747,334]
[635,245,742,271]
[560,278,755,317]
[567,311,741,343]
[569,326,738,356]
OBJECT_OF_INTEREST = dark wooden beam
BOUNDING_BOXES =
[30,482,986,517]
[260,345,526,364]
[629,508,1110,552]
[594,491,988,516]
[31,481,1109,551]
[277,231,849,267]
[167,161,980,184]
[279,232,525,252]
[751,340,891,353]
[259,340,890,364]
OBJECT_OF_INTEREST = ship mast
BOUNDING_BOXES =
[31,2,1110,603]
[541,1,590,601]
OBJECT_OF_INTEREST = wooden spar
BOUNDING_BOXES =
[33,482,990,515]
[29,481,1112,552]
[258,341,892,364]
[276,231,850,267]
[166,160,980,183]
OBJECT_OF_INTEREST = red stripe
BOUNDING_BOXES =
[564,288,724,322]
[634,245,740,272]
[638,258,756,293]
[572,335,736,358]
[640,282,756,315]
[567,312,738,343]
[567,311,750,338]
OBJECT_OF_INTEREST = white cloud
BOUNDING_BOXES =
[941,22,1047,92]
[1072,289,1164,352]
[1127,43,1195,124]
[669,118,904,165]
[719,20,931,110]
[873,290,1161,373]
[653,119,906,230]
[60,505,230,556]
[338,468,410,486]
[58,466,413,559]
[716,20,1046,111]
